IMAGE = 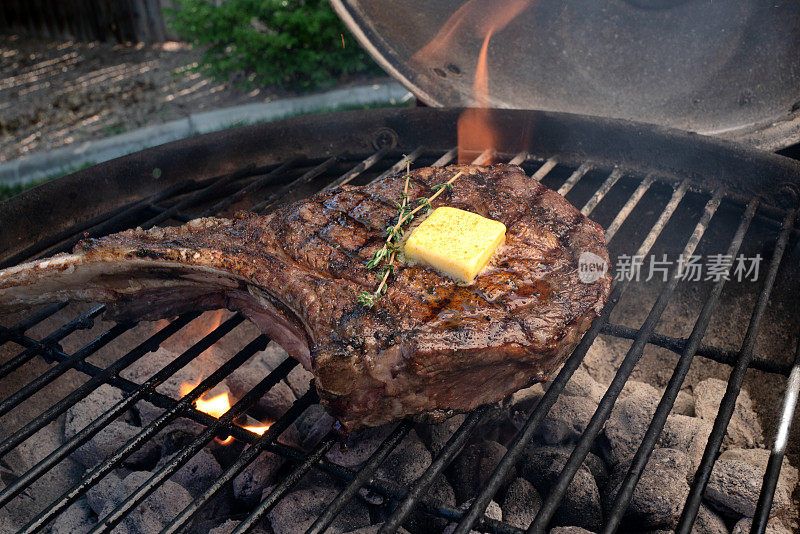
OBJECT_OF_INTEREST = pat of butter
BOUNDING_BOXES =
[404,207,506,283]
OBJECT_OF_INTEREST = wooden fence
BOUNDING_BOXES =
[0,0,169,43]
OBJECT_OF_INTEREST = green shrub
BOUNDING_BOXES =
[166,0,382,90]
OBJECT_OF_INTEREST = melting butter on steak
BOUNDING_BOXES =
[0,164,611,430]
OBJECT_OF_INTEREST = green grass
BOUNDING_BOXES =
[0,161,95,202]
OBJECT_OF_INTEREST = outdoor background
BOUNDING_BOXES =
[0,0,402,197]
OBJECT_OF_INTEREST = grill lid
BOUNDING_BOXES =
[331,0,800,150]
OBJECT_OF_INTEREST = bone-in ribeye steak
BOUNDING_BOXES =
[0,164,611,430]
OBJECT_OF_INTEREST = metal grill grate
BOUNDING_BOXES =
[0,142,798,534]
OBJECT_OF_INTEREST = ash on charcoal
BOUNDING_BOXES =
[672,390,695,417]
[605,448,693,529]
[49,497,97,534]
[547,365,606,403]
[296,404,330,442]
[508,383,545,430]
[156,448,221,497]
[658,414,713,470]
[95,471,193,534]
[535,394,598,445]
[1,418,82,530]
[343,525,410,534]
[399,474,456,533]
[416,413,468,456]
[732,517,794,534]
[327,424,395,468]
[691,505,729,534]
[603,381,661,466]
[501,477,542,530]
[706,448,798,520]
[64,384,155,468]
[226,361,297,421]
[375,430,431,485]
[442,499,502,534]
[121,347,231,403]
[693,378,763,449]
[549,528,595,534]
[86,472,122,515]
[520,446,604,531]
[190,518,271,534]
[267,472,370,534]
[302,411,338,450]
[233,451,285,507]
[448,440,510,504]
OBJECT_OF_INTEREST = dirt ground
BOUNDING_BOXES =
[0,35,387,163]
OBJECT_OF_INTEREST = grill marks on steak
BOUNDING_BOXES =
[0,164,611,430]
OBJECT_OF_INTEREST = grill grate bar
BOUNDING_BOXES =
[527,190,722,533]
[0,301,68,342]
[140,164,273,229]
[306,421,413,534]
[266,440,523,534]
[86,356,295,534]
[18,333,277,534]
[0,184,190,269]
[676,208,797,534]
[603,174,655,242]
[581,168,624,216]
[431,147,458,167]
[531,157,558,181]
[750,336,800,534]
[0,304,102,381]
[162,389,319,534]
[0,316,130,421]
[322,146,392,191]
[378,406,490,533]
[453,181,691,534]
[601,322,792,376]
[0,314,201,459]
[232,432,341,534]
[33,183,191,262]
[252,156,340,213]
[0,317,263,511]
[368,146,426,184]
[508,152,529,165]
[556,162,593,196]
[602,199,758,533]
[201,159,300,217]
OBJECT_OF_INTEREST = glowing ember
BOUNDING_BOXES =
[241,423,270,436]
[181,381,270,442]
[195,391,231,419]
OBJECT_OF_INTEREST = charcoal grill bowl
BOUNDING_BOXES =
[2,107,800,268]
[1,107,800,534]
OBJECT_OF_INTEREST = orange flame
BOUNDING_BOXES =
[195,391,232,419]
[457,28,498,163]
[412,0,532,64]
[414,1,533,164]
[181,380,271,443]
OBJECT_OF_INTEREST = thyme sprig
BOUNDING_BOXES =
[358,165,465,308]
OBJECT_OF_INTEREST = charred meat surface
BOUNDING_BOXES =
[0,164,611,430]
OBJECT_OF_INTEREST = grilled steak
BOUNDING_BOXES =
[0,164,611,430]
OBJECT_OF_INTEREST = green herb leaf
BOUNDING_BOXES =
[365,246,387,269]
[357,291,375,308]
[432,182,454,193]
[380,263,395,277]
